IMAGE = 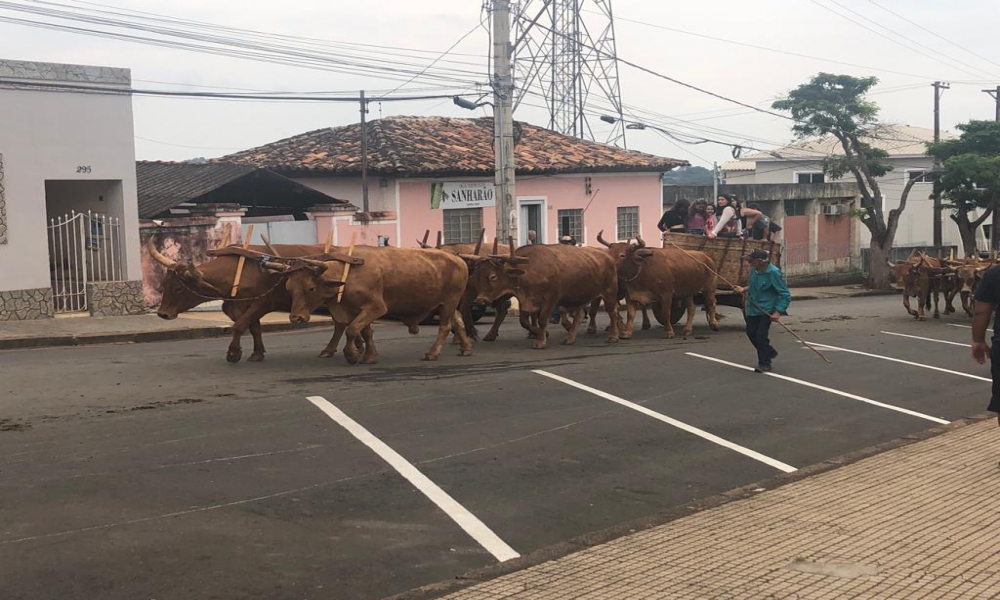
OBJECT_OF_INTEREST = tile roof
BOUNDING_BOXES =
[719,125,953,171]
[221,116,687,177]
[136,161,347,219]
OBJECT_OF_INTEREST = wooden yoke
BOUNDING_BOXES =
[336,231,357,303]
[230,224,253,298]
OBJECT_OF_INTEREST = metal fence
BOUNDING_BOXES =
[859,245,958,274]
[47,211,125,313]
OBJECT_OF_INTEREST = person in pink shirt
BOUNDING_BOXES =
[686,200,714,236]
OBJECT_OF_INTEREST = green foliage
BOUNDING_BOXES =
[661,166,714,185]
[823,146,891,180]
[928,120,1000,161]
[772,73,880,139]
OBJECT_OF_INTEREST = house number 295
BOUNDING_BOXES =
[76,166,92,173]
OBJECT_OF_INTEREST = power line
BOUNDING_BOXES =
[0,78,469,102]
[380,18,486,98]
[810,0,998,80]
[512,13,794,122]
[601,9,932,80]
[867,0,1000,71]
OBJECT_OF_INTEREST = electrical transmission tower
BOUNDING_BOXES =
[511,0,627,147]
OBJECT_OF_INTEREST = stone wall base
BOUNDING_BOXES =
[87,280,145,317]
[0,287,54,320]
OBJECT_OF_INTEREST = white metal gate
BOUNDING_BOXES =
[47,211,125,313]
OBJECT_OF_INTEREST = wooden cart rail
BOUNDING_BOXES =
[661,233,781,290]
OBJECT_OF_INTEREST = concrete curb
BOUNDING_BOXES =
[793,290,896,301]
[382,413,992,600]
[0,320,329,351]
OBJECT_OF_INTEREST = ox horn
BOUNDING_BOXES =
[473,228,485,256]
[492,236,499,255]
[295,258,329,275]
[147,237,180,269]
[261,262,291,273]
[635,234,646,249]
[418,229,430,248]
[185,258,206,280]
[596,229,611,247]
[509,236,516,258]
[436,231,443,248]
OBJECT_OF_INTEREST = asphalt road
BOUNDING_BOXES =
[0,296,991,600]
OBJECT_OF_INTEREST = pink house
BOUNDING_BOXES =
[224,116,686,248]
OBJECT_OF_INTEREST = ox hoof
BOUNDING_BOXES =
[682,329,693,337]
[620,332,633,340]
[247,353,265,363]
[710,323,720,332]
[561,338,575,345]
[344,352,361,365]
[458,349,473,357]
[408,325,420,335]
[666,332,676,339]
[226,349,242,363]
[607,337,620,344]
[422,353,441,361]
[483,333,498,342]
[361,355,380,364]
[917,316,926,322]
[318,350,336,358]
[641,323,651,331]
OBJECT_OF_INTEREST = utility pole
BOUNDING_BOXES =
[493,0,518,243]
[359,89,370,214]
[984,86,1000,122]
[932,81,949,247]
[712,161,719,202]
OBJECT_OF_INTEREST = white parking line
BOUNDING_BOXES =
[686,353,949,425]
[949,324,991,332]
[306,396,519,563]
[881,331,970,347]
[532,370,797,473]
[805,342,990,383]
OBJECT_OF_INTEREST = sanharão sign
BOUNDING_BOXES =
[431,182,495,210]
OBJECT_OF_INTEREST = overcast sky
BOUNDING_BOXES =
[1,0,997,168]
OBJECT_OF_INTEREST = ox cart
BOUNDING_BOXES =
[660,232,782,320]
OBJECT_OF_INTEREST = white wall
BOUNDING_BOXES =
[0,60,141,293]
[750,156,960,248]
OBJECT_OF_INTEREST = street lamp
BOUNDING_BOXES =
[454,96,494,110]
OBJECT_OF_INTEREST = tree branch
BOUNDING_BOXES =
[885,176,919,243]
[972,204,995,229]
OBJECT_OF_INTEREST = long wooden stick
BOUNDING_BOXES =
[230,224,253,298]
[336,231,357,304]
[662,237,831,364]
[219,227,231,249]
[325,227,333,254]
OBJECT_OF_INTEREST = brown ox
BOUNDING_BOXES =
[417,229,514,342]
[148,239,350,363]
[888,253,950,319]
[275,246,473,363]
[598,233,718,338]
[944,257,991,317]
[467,242,620,349]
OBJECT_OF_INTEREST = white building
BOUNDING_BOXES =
[0,59,144,320]
[720,125,974,250]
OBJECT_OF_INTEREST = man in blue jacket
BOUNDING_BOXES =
[733,249,791,373]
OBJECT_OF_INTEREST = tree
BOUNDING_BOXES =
[662,166,714,186]
[927,120,1000,256]
[772,74,919,290]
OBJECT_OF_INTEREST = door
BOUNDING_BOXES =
[518,199,546,245]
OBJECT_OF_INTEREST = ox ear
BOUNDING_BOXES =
[635,248,654,258]
[502,267,526,277]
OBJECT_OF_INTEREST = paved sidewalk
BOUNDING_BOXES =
[0,310,327,350]
[791,285,893,301]
[418,418,999,600]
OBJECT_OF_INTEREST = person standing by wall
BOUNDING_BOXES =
[971,265,1000,430]
[733,249,791,373]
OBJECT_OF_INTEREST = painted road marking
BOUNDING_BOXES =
[949,324,992,333]
[881,331,969,347]
[805,342,990,383]
[686,353,949,425]
[306,396,519,563]
[532,370,797,473]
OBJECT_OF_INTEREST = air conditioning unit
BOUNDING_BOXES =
[821,204,844,216]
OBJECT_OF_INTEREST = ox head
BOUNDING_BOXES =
[148,239,225,319]
[947,259,990,293]
[597,230,653,275]
[466,238,529,303]
[271,258,346,323]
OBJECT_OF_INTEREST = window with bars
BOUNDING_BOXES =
[907,170,938,183]
[557,208,583,241]
[616,206,639,240]
[784,199,810,217]
[796,172,825,184]
[442,208,483,244]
